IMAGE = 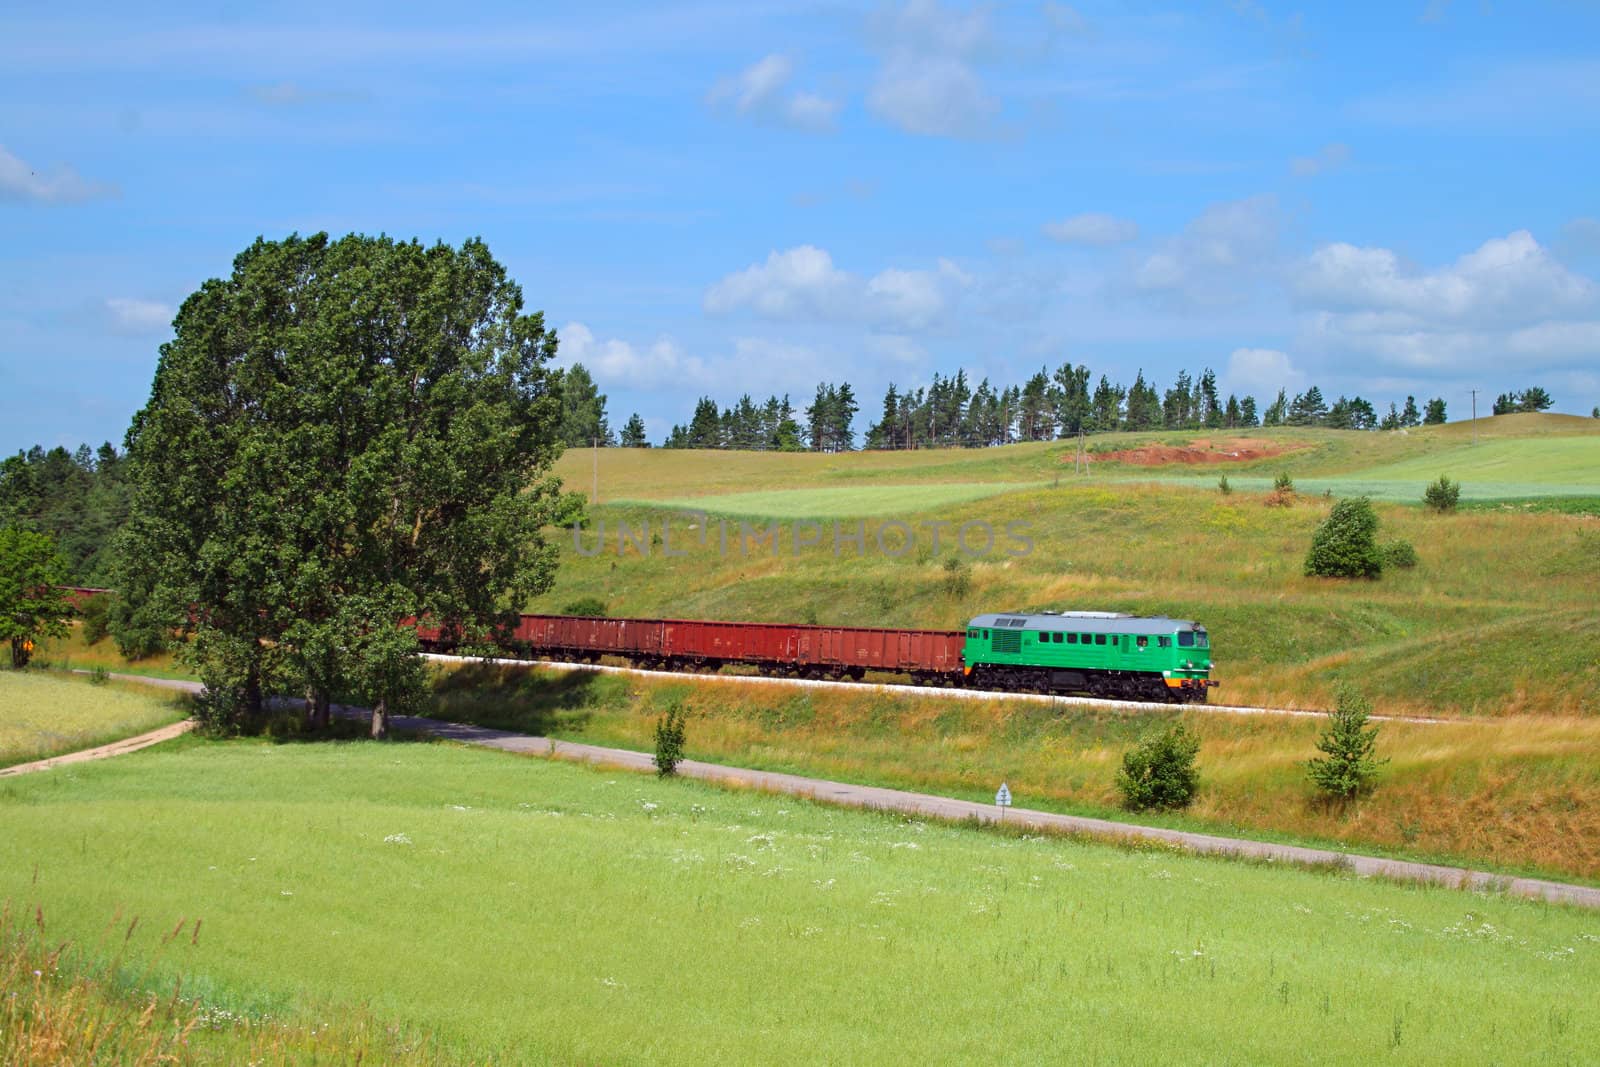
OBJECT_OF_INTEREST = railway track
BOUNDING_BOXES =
[421,652,1464,726]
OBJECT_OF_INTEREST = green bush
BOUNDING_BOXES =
[1304,497,1383,579]
[1115,721,1200,811]
[1382,539,1418,569]
[1307,684,1387,803]
[79,594,112,645]
[1273,471,1294,493]
[1217,474,1231,495]
[941,555,972,598]
[653,700,687,777]
[1423,475,1460,513]
[560,597,608,617]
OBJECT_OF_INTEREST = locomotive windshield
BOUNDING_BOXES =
[1178,629,1210,648]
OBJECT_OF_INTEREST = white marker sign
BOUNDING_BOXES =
[995,782,1012,807]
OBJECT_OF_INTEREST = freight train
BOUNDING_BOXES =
[416,610,1217,703]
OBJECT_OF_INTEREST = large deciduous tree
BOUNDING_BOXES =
[0,526,73,668]
[115,233,565,736]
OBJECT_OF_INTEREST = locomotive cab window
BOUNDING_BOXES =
[1159,637,1172,648]
[1178,631,1196,648]
[1136,636,1148,649]
[1095,634,1106,645]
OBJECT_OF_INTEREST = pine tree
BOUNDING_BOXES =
[1053,363,1092,436]
[1239,395,1259,428]
[1262,389,1287,427]
[1307,684,1387,802]
[1400,395,1421,428]
[620,413,649,448]
[1423,397,1447,425]
[1199,368,1222,428]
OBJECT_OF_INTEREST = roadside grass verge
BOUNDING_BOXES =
[0,672,187,769]
[425,664,1600,883]
[3,740,1597,1064]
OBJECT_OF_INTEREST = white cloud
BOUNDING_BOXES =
[1294,230,1596,326]
[104,298,173,335]
[1289,142,1349,177]
[708,54,841,133]
[1225,347,1302,397]
[1292,231,1600,375]
[1133,195,1280,307]
[703,245,971,331]
[1042,212,1139,245]
[0,144,117,204]
[868,55,997,138]
[558,321,715,390]
[865,1,1001,138]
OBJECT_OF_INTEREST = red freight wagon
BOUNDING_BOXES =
[807,626,964,677]
[515,614,665,661]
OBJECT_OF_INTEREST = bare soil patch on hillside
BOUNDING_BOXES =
[1089,437,1309,466]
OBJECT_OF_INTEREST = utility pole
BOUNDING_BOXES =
[1470,390,1477,446]
[592,436,599,504]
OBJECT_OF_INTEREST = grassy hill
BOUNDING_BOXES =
[4,735,1596,1064]
[539,416,1599,717]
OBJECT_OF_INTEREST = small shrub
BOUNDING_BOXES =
[1218,474,1231,495]
[561,597,607,617]
[1116,721,1201,812]
[1382,538,1418,569]
[653,700,687,777]
[88,665,110,686]
[1307,684,1387,802]
[1305,497,1383,579]
[941,554,972,598]
[1423,475,1460,513]
[1263,488,1294,508]
[1274,471,1294,493]
[79,594,112,645]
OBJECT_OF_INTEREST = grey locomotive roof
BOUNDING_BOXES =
[967,612,1202,636]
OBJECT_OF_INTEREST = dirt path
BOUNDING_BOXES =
[0,718,196,778]
[39,672,1600,909]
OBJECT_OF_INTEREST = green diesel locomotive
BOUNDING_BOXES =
[963,611,1216,702]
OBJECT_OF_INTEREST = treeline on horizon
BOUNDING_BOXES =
[583,361,1567,453]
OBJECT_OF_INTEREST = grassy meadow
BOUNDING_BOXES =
[538,482,1600,718]
[426,664,1600,882]
[0,672,186,769]
[3,738,1598,1065]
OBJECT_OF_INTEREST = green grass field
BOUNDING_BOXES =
[0,672,186,769]
[3,738,1597,1065]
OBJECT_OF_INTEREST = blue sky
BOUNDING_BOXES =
[4,0,1599,453]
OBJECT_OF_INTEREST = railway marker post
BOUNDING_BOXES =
[995,781,1012,823]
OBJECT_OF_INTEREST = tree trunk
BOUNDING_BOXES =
[315,690,331,731]
[245,665,263,719]
[9,637,30,670]
[305,687,317,728]
[371,698,387,740]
